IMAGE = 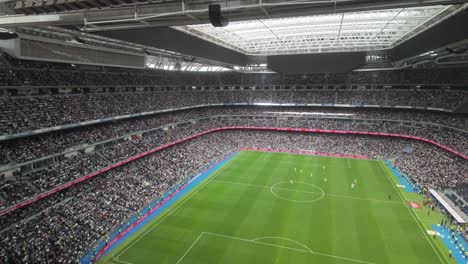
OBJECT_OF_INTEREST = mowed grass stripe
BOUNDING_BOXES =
[378,161,449,264]
[106,152,244,263]
[100,151,450,264]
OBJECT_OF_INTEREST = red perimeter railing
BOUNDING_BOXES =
[1,126,466,217]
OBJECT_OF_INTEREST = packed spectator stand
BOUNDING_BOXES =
[0,106,467,163]
[0,55,467,263]
[1,129,467,263]
[0,89,467,136]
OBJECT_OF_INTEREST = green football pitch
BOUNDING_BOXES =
[100,150,455,264]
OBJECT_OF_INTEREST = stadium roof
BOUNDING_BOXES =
[1,1,467,71]
[174,6,450,55]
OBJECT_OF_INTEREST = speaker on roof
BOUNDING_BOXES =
[209,4,228,27]
[183,56,196,62]
[446,47,467,54]
[0,32,18,40]
[73,36,86,44]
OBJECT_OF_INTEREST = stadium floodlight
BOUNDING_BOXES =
[0,28,18,40]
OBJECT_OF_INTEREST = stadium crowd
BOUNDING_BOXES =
[0,51,467,136]
[0,129,467,263]
[1,113,467,208]
[0,119,219,207]
[0,131,236,263]
[0,89,466,135]
[0,106,467,164]
[0,53,467,263]
[1,115,467,209]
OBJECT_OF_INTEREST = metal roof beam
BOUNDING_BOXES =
[170,4,464,55]
[0,0,465,28]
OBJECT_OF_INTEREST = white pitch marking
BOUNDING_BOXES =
[252,237,315,253]
[112,254,134,264]
[203,232,376,264]
[270,181,325,203]
[378,161,446,264]
[211,179,404,205]
[176,232,205,264]
[213,179,324,196]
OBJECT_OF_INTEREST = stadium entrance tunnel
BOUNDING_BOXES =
[270,181,325,203]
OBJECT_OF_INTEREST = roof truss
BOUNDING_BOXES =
[174,6,451,55]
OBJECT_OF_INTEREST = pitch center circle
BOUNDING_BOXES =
[270,181,325,203]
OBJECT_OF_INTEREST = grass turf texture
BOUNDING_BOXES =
[99,151,455,264]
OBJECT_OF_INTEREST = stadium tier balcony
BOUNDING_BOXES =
[0,89,466,137]
[0,107,467,164]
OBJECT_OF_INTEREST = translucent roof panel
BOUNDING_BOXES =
[174,6,448,55]
[146,55,231,72]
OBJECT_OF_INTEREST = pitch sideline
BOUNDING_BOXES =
[378,161,447,264]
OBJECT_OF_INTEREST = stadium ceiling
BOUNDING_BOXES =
[1,0,467,72]
[1,25,240,71]
[0,0,465,30]
[174,6,450,55]
[145,55,232,72]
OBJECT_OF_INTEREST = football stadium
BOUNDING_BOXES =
[0,1,467,264]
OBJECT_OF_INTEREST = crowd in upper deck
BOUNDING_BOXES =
[0,89,466,136]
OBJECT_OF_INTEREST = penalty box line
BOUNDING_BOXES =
[211,179,405,205]
[176,232,376,264]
